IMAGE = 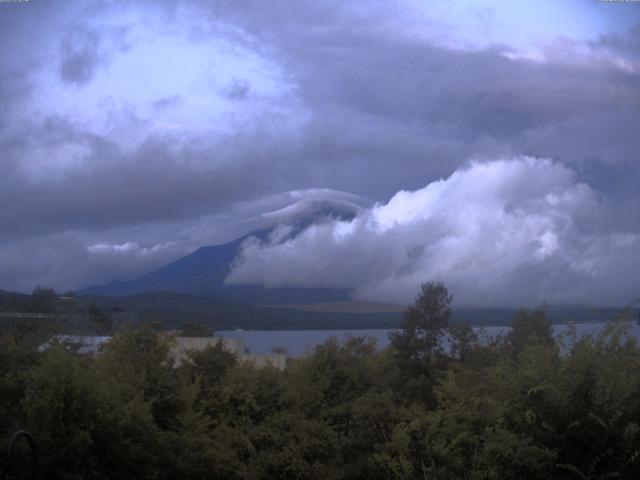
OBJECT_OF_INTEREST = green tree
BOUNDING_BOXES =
[30,287,57,313]
[447,323,477,362]
[99,325,182,430]
[391,282,452,356]
[0,339,40,441]
[179,321,213,337]
[389,281,452,406]
[181,342,237,404]
[89,304,112,334]
[21,348,161,479]
[505,308,554,354]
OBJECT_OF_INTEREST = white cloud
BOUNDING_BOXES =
[227,157,640,306]
[87,241,175,256]
[0,235,186,293]
[179,188,372,245]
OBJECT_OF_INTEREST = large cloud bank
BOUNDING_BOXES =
[1,1,639,293]
[227,158,640,306]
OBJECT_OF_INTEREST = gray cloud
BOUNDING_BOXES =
[222,78,250,100]
[59,27,102,85]
[0,119,283,239]
[58,13,130,85]
[596,23,640,58]
[152,95,184,110]
[0,70,33,132]
[0,233,188,293]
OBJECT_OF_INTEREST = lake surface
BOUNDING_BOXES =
[219,322,640,356]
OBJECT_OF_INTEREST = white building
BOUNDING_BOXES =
[39,334,286,370]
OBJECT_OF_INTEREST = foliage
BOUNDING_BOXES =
[389,281,453,406]
[30,287,57,313]
[89,303,113,335]
[2,285,640,479]
[179,321,214,337]
[504,307,554,354]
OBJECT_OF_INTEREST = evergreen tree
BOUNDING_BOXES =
[389,281,452,406]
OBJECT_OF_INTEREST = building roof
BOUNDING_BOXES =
[38,335,112,355]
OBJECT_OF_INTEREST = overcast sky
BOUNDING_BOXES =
[1,0,639,306]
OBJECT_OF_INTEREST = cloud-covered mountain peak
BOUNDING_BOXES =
[230,189,371,236]
[227,157,640,307]
[259,197,363,226]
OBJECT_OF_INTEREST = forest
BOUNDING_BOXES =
[1,282,640,479]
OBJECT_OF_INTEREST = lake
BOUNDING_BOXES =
[218,322,640,356]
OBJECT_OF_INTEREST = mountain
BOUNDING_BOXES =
[78,198,362,304]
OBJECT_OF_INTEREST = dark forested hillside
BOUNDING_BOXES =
[80,291,636,330]
[80,291,402,330]
[4,288,635,332]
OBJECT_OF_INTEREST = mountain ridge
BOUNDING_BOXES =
[78,198,362,303]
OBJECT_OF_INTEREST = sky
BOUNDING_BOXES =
[1,0,639,306]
